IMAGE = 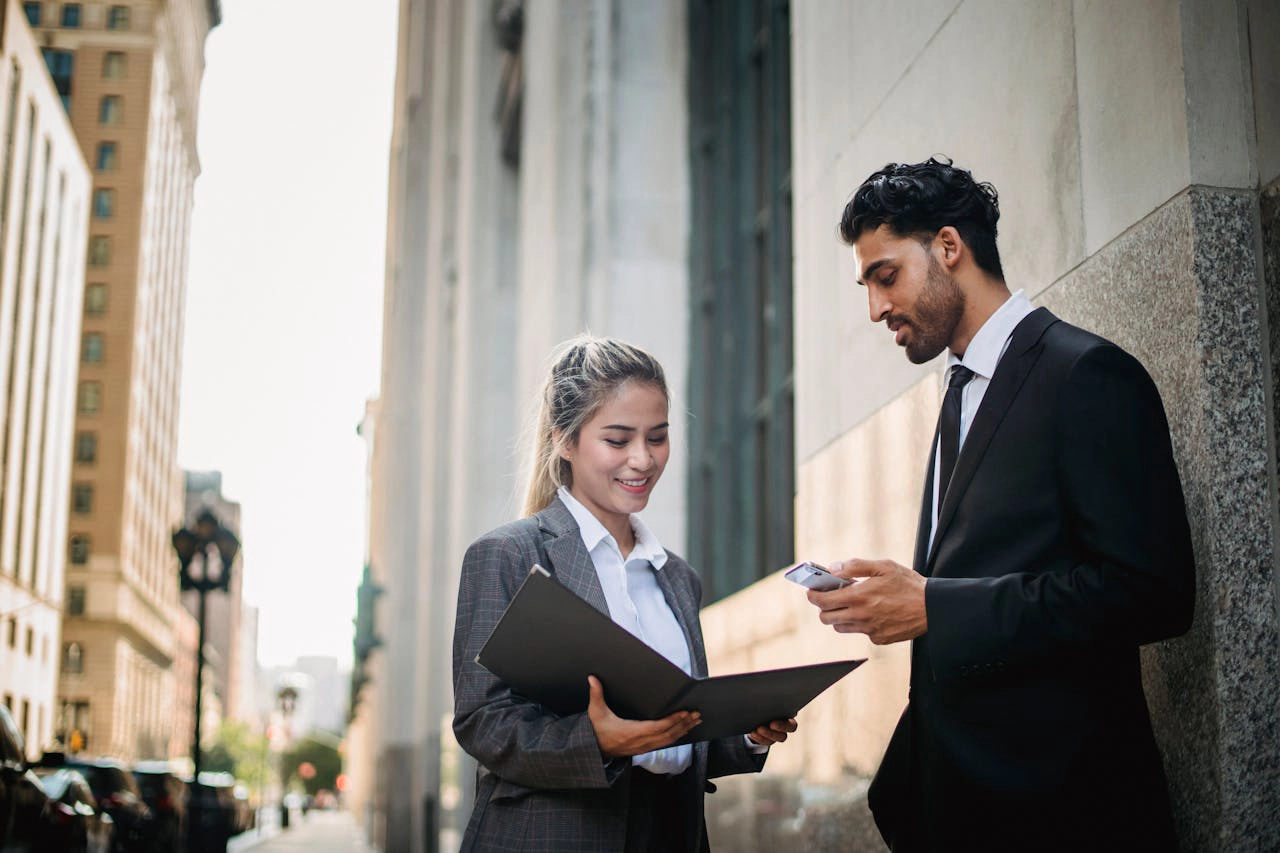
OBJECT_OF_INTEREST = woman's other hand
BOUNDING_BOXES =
[586,675,702,758]
[747,717,798,747]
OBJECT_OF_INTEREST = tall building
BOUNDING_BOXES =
[25,0,220,762]
[180,469,242,725]
[358,1,1280,850]
[0,0,91,761]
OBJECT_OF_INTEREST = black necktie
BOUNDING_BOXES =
[938,365,976,503]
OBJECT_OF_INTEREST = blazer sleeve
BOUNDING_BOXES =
[451,530,629,790]
[924,343,1196,681]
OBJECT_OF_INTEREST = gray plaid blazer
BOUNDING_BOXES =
[452,496,766,852]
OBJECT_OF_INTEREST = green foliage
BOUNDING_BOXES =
[281,734,343,796]
[204,721,270,794]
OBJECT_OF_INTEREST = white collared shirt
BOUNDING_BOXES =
[557,487,694,774]
[929,290,1034,548]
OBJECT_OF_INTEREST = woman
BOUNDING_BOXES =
[452,335,796,852]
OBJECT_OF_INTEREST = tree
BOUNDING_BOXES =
[281,734,342,796]
[203,721,270,794]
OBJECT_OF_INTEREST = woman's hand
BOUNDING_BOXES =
[586,675,702,758]
[747,717,798,747]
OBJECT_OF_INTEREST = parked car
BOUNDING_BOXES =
[131,762,187,851]
[0,705,48,853]
[31,768,114,853]
[37,754,152,853]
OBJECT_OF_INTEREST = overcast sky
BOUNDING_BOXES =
[177,0,398,668]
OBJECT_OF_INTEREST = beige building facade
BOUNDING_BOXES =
[0,0,91,761]
[360,1,1280,850]
[25,0,219,762]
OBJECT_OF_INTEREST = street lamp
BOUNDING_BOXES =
[172,508,239,852]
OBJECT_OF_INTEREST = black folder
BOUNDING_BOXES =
[476,565,864,744]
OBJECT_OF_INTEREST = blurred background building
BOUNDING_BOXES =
[354,0,1280,851]
[22,0,221,762]
[0,0,91,762]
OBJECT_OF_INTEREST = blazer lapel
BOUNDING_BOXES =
[913,435,939,575]
[927,308,1058,572]
[653,562,704,677]
[537,498,611,617]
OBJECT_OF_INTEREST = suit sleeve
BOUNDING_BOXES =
[924,343,1195,681]
[451,533,629,790]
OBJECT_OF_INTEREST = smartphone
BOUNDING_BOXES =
[783,561,852,591]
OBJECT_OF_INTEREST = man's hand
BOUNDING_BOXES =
[586,675,702,758]
[806,558,928,644]
[747,717,798,747]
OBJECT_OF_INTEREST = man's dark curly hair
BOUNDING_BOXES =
[838,156,1004,280]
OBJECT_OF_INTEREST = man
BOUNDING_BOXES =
[808,158,1195,851]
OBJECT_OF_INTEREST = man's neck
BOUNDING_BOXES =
[950,279,1012,358]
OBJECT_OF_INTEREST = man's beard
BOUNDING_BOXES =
[902,257,965,364]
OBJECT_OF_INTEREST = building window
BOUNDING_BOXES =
[62,642,84,674]
[23,3,41,25]
[67,586,86,615]
[92,188,114,219]
[77,382,100,415]
[98,96,121,125]
[81,332,104,363]
[6,618,15,647]
[88,236,110,267]
[74,432,97,464]
[95,142,117,171]
[85,283,107,316]
[60,3,80,27]
[68,535,89,564]
[25,628,34,656]
[687,0,795,603]
[102,52,126,79]
[106,5,129,30]
[40,49,74,108]
[72,483,93,514]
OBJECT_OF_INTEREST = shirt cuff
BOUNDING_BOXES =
[744,734,770,754]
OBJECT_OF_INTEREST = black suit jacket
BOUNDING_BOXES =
[868,308,1195,852]
[452,497,765,852]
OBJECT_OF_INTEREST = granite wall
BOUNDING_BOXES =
[1039,185,1280,850]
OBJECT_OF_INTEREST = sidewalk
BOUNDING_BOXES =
[229,810,376,853]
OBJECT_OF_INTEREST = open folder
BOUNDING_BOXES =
[476,565,864,744]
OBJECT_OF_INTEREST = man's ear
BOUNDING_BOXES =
[935,226,964,270]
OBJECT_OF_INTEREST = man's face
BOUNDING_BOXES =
[853,225,964,364]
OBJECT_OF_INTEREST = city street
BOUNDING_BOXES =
[229,810,374,853]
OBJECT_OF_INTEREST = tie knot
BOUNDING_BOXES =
[948,365,976,390]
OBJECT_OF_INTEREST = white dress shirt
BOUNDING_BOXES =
[558,487,694,774]
[557,487,767,773]
[929,290,1034,548]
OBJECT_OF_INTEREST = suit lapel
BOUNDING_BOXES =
[537,498,611,616]
[653,562,704,677]
[926,308,1058,572]
[913,435,939,575]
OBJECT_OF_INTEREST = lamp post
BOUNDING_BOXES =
[172,508,239,852]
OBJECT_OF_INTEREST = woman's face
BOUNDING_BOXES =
[562,381,670,533]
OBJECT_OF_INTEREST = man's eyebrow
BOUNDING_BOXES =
[857,258,889,287]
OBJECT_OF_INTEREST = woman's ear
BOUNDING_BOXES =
[553,430,574,463]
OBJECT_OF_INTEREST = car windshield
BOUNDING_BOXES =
[71,765,113,799]
[34,769,72,799]
[134,774,167,798]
